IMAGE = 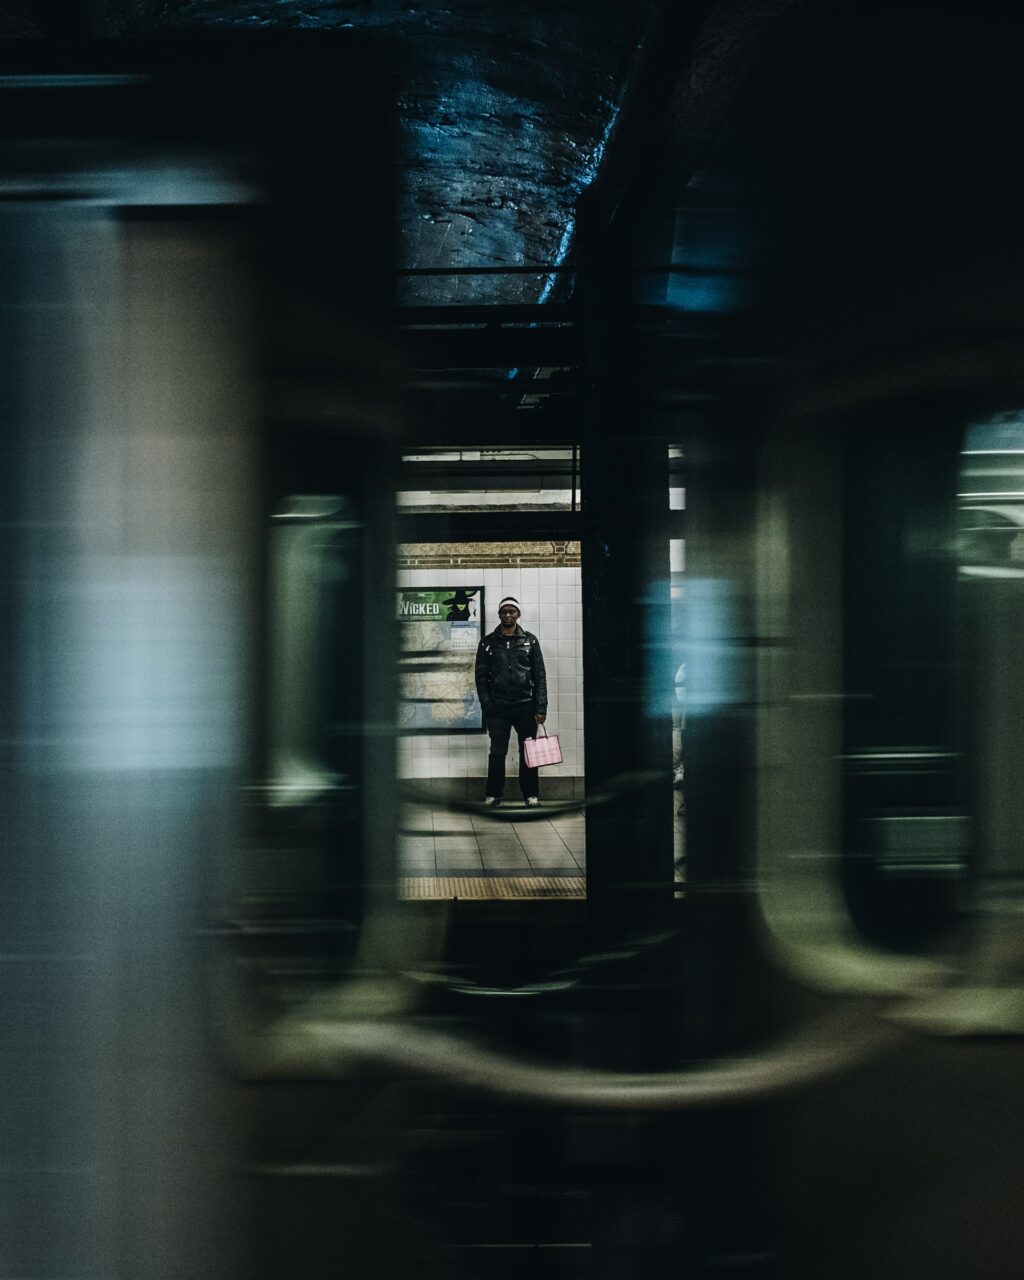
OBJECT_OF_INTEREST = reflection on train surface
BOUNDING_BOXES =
[6,8,1024,1279]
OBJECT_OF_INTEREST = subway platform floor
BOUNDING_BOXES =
[398,794,685,900]
[399,799,585,899]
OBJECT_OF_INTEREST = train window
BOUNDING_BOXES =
[833,413,967,950]
[244,496,374,970]
[959,411,1024,575]
[958,411,1024,893]
[268,496,363,800]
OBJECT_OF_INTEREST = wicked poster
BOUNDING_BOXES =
[397,587,485,731]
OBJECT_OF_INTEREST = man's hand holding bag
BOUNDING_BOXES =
[523,724,562,768]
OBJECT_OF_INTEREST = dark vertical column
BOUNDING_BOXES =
[240,38,411,1280]
[578,211,675,944]
[573,179,680,1280]
[250,29,401,912]
[673,409,786,1280]
[680,414,761,896]
[841,406,964,948]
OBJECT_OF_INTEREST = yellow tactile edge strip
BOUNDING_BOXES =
[401,876,586,900]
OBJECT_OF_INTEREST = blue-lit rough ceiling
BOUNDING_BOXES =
[57,0,659,305]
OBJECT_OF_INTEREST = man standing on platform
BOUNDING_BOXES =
[474,596,547,808]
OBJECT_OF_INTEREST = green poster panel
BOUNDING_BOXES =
[397,587,485,732]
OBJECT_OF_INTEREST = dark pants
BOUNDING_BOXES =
[485,701,539,799]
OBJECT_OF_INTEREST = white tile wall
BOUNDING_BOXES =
[397,565,583,778]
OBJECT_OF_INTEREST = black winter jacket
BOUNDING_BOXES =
[475,625,547,714]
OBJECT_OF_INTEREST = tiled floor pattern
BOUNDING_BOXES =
[400,800,585,899]
[401,875,587,900]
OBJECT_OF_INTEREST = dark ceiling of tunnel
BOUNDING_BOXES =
[10,2,1023,313]
[21,0,995,323]
[8,0,670,305]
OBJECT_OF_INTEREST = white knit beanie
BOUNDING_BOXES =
[498,596,520,613]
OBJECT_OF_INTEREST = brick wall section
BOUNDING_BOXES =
[398,540,581,569]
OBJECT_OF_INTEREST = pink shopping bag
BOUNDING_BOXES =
[523,724,562,768]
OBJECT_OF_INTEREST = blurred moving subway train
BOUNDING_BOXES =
[6,5,1024,1277]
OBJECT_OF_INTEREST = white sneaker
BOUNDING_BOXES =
[483,796,502,807]
[524,796,540,808]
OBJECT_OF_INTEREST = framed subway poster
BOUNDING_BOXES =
[397,586,485,732]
